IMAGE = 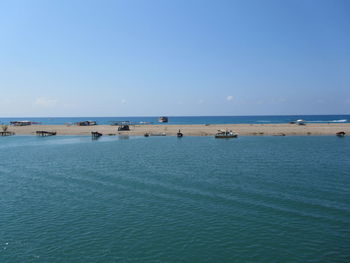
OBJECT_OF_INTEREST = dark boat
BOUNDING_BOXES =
[91,131,102,138]
[336,131,346,137]
[76,121,97,126]
[36,131,57,136]
[10,121,32,126]
[177,130,183,138]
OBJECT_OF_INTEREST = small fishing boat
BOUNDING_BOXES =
[296,119,306,125]
[215,130,238,138]
[177,130,183,138]
[158,117,168,123]
[336,131,346,137]
[10,121,32,126]
[36,131,57,136]
[91,131,102,138]
[76,120,97,126]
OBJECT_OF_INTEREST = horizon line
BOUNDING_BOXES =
[1,113,349,119]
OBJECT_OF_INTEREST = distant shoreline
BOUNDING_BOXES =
[5,123,350,136]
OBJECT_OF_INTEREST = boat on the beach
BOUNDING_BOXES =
[215,130,238,138]
[177,130,183,138]
[296,119,306,125]
[76,120,97,126]
[36,131,57,136]
[10,121,32,126]
[158,117,168,123]
[289,119,306,125]
[91,131,103,138]
[336,131,346,137]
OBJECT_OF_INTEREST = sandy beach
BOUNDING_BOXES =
[6,123,350,136]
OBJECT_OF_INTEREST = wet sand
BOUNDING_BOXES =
[7,123,350,136]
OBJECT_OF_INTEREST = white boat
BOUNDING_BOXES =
[215,130,238,138]
[296,119,305,125]
[158,117,168,123]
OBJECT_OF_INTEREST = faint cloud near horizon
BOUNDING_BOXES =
[226,96,234,101]
[34,97,58,107]
[121,99,127,104]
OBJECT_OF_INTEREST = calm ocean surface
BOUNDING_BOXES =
[1,136,349,262]
[0,114,349,125]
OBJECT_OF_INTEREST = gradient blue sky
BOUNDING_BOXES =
[0,0,349,117]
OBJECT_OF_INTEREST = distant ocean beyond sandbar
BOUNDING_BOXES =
[1,115,349,125]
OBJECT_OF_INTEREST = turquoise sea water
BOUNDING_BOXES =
[0,136,349,262]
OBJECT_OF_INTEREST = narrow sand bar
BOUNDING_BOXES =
[8,123,350,136]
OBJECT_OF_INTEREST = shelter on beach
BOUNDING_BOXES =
[118,124,130,131]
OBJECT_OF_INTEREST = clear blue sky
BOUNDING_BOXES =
[0,0,349,117]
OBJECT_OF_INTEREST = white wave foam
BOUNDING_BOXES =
[307,119,347,123]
